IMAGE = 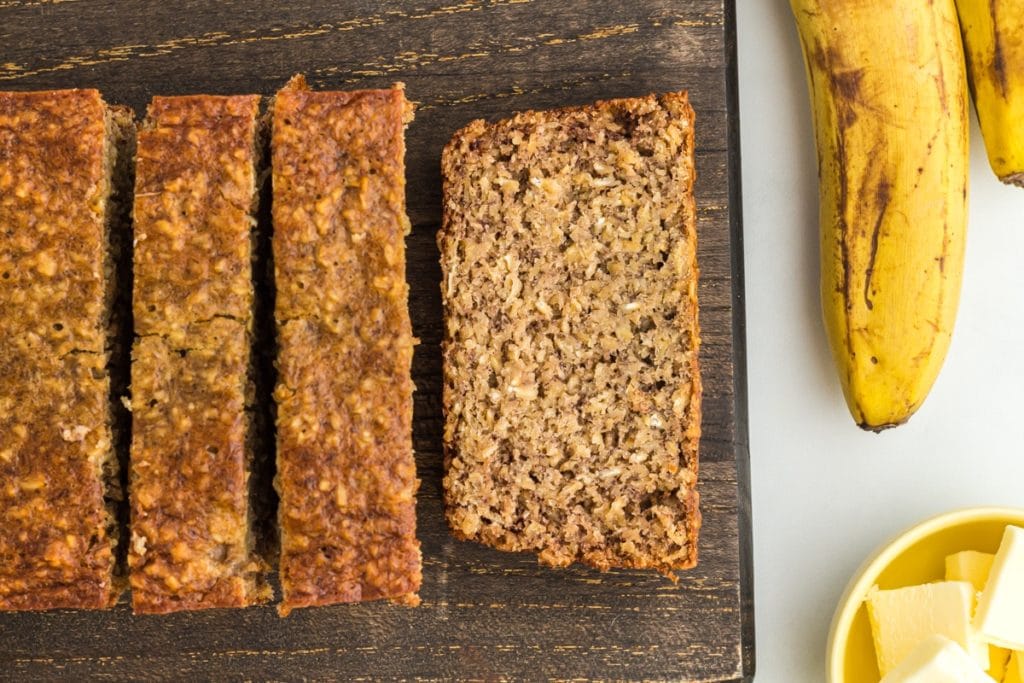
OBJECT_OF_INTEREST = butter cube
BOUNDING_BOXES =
[879,635,995,683]
[867,581,989,676]
[947,550,996,592]
[975,526,1024,650]
[946,550,1013,678]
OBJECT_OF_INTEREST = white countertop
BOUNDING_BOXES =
[737,2,1024,681]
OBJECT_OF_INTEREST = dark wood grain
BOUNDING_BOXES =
[0,1,752,680]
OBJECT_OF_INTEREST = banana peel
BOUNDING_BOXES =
[790,0,970,430]
[955,0,1024,186]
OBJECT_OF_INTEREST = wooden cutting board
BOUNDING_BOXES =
[0,1,752,680]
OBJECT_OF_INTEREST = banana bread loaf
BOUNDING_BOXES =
[439,92,702,575]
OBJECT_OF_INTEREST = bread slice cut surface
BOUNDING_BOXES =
[439,92,702,575]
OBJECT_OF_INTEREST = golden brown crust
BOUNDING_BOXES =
[133,95,259,340]
[0,345,116,610]
[439,93,701,576]
[130,321,267,612]
[0,90,120,610]
[0,90,111,355]
[128,95,269,613]
[272,76,420,615]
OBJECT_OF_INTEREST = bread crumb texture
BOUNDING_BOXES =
[439,92,702,575]
[272,76,420,614]
[0,90,118,609]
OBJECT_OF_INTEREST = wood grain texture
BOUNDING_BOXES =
[0,1,752,680]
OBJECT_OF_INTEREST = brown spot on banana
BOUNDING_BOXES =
[916,207,955,383]
[935,74,949,115]
[991,0,1010,98]
[830,67,864,105]
[912,130,941,190]
[827,54,864,130]
[863,179,891,311]
[812,40,828,72]
[823,48,862,352]
[832,80,855,322]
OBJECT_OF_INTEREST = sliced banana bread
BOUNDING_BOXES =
[129,94,270,613]
[439,93,702,575]
[0,89,132,610]
[272,76,420,614]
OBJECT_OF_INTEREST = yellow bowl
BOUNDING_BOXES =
[826,506,1024,683]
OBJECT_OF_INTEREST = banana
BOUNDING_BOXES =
[790,0,970,430]
[955,0,1024,186]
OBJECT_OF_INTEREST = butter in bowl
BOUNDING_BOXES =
[827,508,1024,682]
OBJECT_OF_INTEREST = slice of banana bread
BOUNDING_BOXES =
[272,76,420,615]
[129,94,270,613]
[439,93,702,575]
[0,89,132,610]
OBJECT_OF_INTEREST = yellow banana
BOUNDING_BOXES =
[955,0,1024,186]
[790,0,970,430]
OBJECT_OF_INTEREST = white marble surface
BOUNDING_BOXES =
[736,2,1024,680]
